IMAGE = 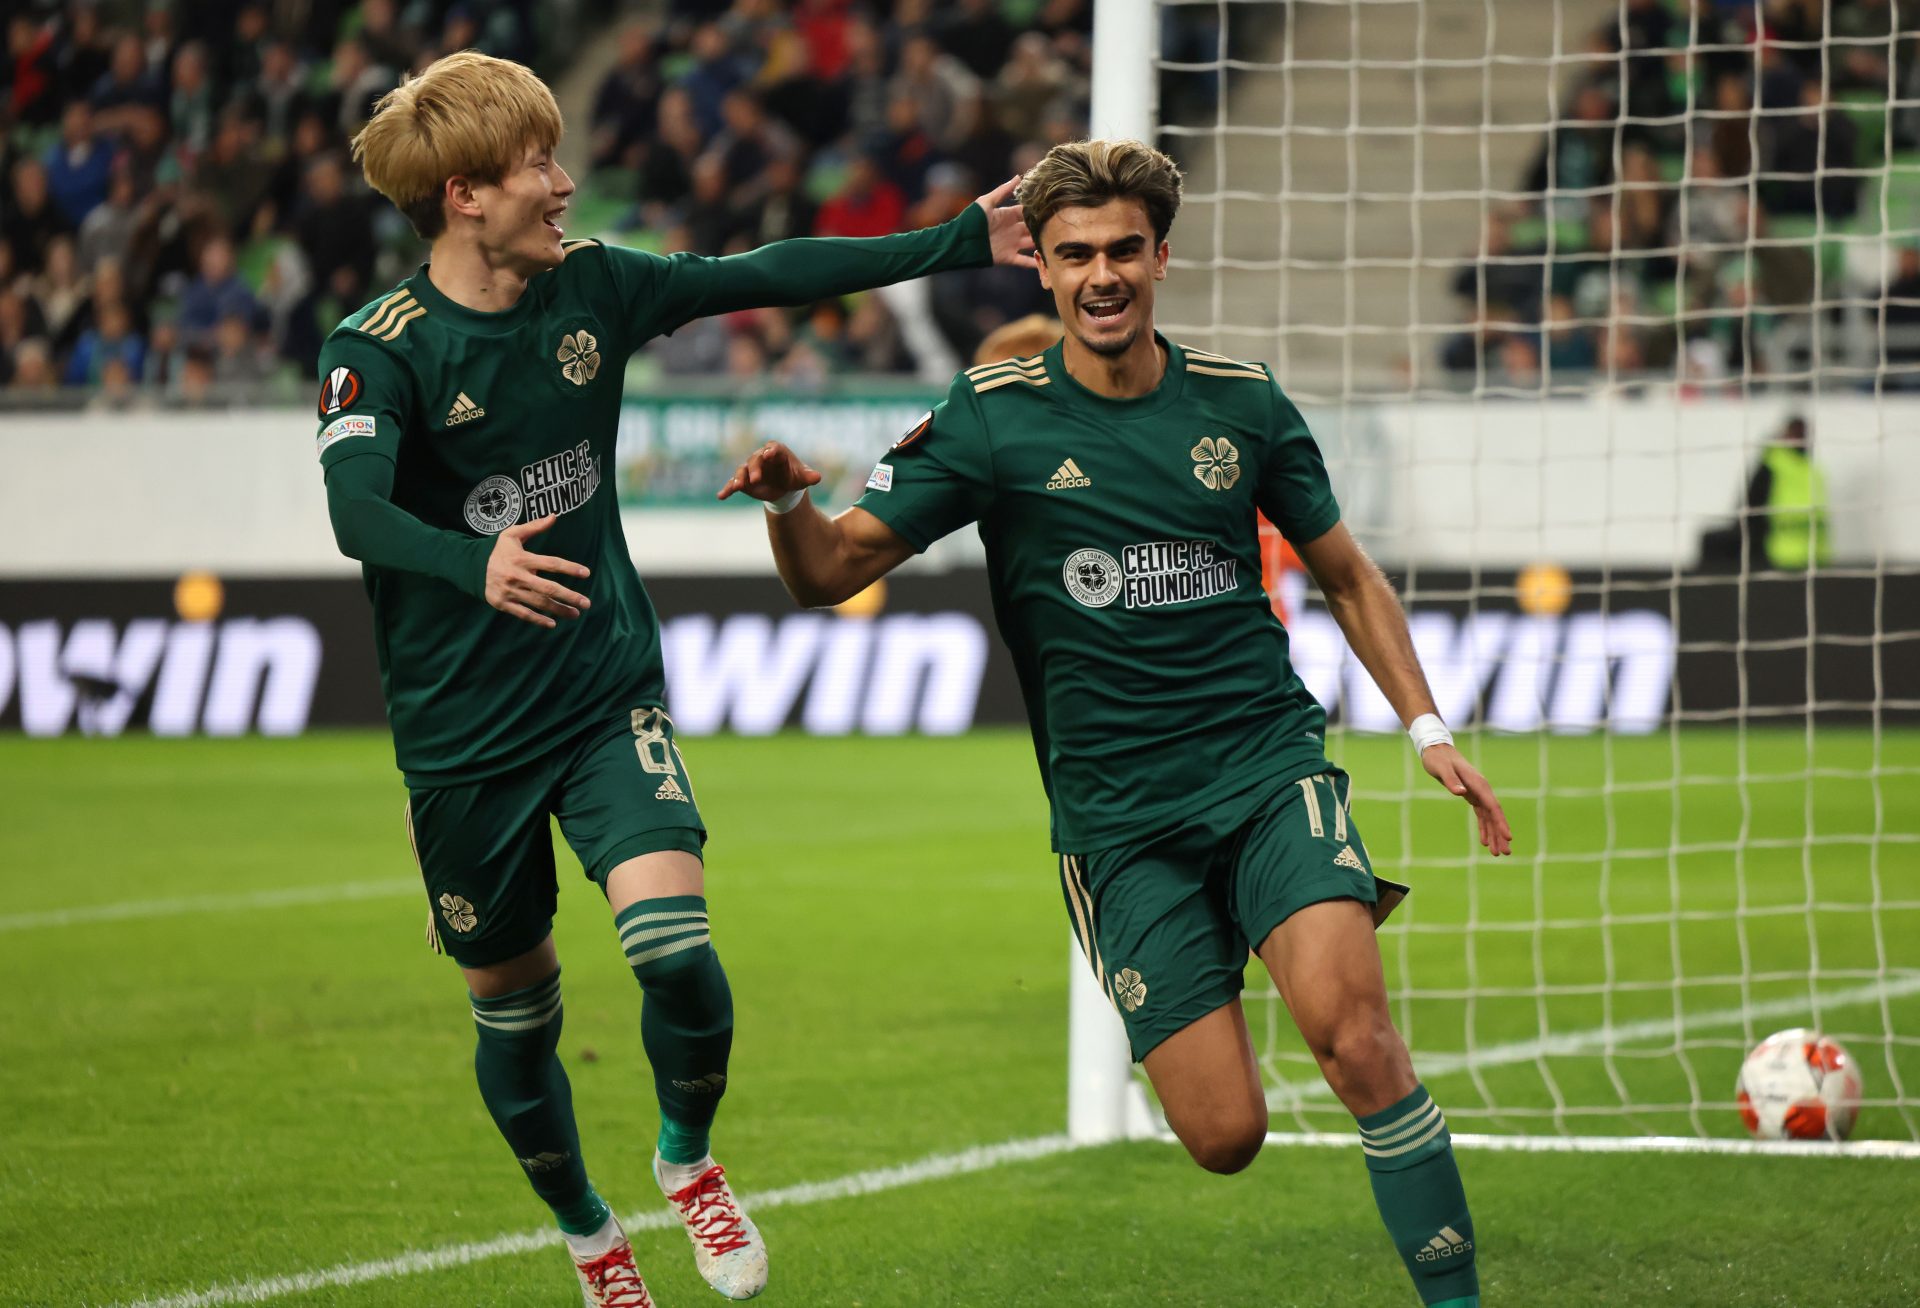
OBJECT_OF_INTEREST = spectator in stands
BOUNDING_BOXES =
[814,153,905,239]
[356,0,419,77]
[682,154,739,256]
[591,26,662,171]
[191,111,274,240]
[64,300,145,387]
[77,171,141,273]
[29,235,88,349]
[1542,294,1597,373]
[177,237,257,343]
[737,155,816,248]
[938,0,1017,80]
[1525,82,1617,212]
[637,85,702,213]
[53,4,113,108]
[168,41,217,161]
[8,338,59,393]
[291,153,375,311]
[874,90,943,200]
[252,41,310,150]
[1453,209,1545,325]
[325,37,394,141]
[4,158,72,271]
[681,22,747,136]
[708,88,801,206]
[1763,83,1861,222]
[995,32,1076,143]
[974,311,1062,367]
[44,100,114,227]
[892,30,979,150]
[89,32,163,128]
[0,288,45,386]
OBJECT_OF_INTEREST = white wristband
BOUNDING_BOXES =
[764,487,807,515]
[1408,713,1453,754]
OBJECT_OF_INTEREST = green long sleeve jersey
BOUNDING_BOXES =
[318,208,990,784]
[854,337,1342,852]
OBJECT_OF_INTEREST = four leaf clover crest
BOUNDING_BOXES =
[437,892,477,933]
[1190,435,1241,490]
[1113,967,1148,1013]
[557,330,601,386]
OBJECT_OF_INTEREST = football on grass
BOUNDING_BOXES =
[1736,1028,1864,1141]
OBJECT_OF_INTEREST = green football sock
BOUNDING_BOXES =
[470,970,611,1236]
[618,896,734,1167]
[1358,1084,1478,1306]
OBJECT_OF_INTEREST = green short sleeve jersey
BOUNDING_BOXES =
[854,335,1341,851]
[317,210,988,784]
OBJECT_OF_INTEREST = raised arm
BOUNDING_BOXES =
[716,441,913,607]
[1294,522,1514,856]
[325,456,591,629]
[641,176,1034,331]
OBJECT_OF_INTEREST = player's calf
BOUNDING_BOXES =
[1359,1084,1479,1308]
[469,969,614,1237]
[619,895,734,1163]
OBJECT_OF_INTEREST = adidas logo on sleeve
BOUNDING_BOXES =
[1046,458,1092,490]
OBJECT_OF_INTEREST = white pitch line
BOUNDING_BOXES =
[1235,1131,1920,1159]
[0,879,418,933]
[101,1135,1077,1308]
[1266,974,1920,1107]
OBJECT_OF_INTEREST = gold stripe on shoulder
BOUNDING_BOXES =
[966,356,1048,379]
[972,372,1051,393]
[374,304,428,342]
[1182,346,1267,374]
[357,291,416,339]
[1186,363,1268,380]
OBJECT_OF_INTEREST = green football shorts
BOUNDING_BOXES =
[1060,767,1409,1062]
[405,705,706,967]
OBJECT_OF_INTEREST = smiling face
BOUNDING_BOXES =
[463,141,574,274]
[1036,197,1169,358]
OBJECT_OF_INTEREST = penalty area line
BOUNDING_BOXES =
[101,1135,1077,1308]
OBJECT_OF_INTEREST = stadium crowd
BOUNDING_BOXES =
[0,0,1109,405]
[1443,0,1920,390]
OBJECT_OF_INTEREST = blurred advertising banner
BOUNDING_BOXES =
[614,390,941,508]
[0,570,1913,737]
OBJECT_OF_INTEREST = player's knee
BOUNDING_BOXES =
[1178,1101,1268,1174]
[1317,1016,1408,1097]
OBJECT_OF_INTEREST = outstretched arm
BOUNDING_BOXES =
[716,441,914,607]
[326,457,591,629]
[1294,521,1514,856]
[648,176,1035,330]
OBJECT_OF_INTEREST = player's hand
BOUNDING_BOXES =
[717,440,823,504]
[1420,743,1514,857]
[484,515,591,629]
[975,174,1037,270]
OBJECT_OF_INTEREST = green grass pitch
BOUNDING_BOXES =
[1,728,1916,1307]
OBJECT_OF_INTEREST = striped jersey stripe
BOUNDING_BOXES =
[357,291,415,339]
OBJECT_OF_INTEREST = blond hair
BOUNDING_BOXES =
[973,313,1064,366]
[351,51,564,239]
[1018,139,1184,249]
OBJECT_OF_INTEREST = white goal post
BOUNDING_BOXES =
[1068,0,1920,1156]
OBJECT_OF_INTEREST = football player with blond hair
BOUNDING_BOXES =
[318,49,1033,1306]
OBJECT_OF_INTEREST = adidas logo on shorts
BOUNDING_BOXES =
[1333,844,1366,871]
[655,776,690,802]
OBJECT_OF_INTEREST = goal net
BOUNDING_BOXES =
[1070,0,1920,1152]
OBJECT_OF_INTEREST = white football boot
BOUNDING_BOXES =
[565,1212,655,1308]
[655,1154,768,1299]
